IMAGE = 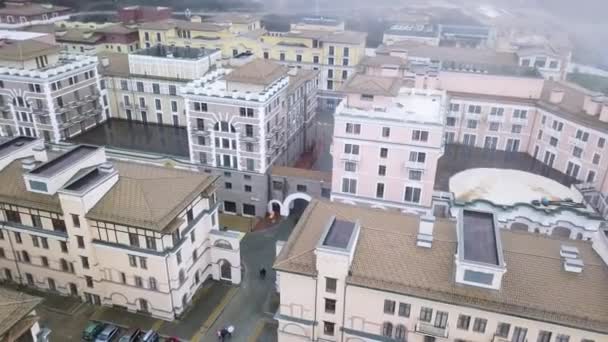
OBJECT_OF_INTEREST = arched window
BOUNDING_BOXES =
[214,239,232,250]
[576,232,583,240]
[395,324,407,341]
[178,269,185,285]
[214,121,236,133]
[60,258,69,271]
[382,322,393,337]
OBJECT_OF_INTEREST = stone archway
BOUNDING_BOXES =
[279,193,312,217]
[219,259,232,280]
[510,222,530,233]
[267,199,282,215]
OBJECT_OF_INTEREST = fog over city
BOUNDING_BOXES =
[1,0,608,341]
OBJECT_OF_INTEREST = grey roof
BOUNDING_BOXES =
[224,59,287,86]
[461,210,499,265]
[0,287,42,337]
[340,74,402,96]
[0,136,37,159]
[0,39,61,61]
[29,145,97,177]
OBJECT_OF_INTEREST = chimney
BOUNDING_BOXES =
[583,94,603,116]
[416,215,435,248]
[600,102,608,123]
[549,88,564,104]
[32,145,47,162]
[21,158,36,171]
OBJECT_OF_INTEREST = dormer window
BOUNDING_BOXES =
[28,180,47,192]
[361,94,374,101]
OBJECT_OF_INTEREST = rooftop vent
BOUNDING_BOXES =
[99,162,114,173]
[417,215,435,248]
[549,88,565,104]
[559,245,579,259]
[21,158,36,171]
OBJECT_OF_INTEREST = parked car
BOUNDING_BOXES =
[95,324,119,342]
[118,328,142,342]
[82,322,105,341]
[138,330,160,342]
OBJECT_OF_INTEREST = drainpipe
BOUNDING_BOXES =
[4,225,23,285]
[340,283,347,342]
[163,252,176,319]
[312,276,318,341]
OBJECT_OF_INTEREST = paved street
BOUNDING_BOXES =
[201,203,305,341]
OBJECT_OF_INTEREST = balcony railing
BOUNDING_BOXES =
[568,137,587,148]
[340,153,360,162]
[492,335,510,342]
[403,161,425,170]
[415,321,448,338]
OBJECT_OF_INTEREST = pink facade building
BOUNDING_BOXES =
[331,74,446,214]
[117,6,172,24]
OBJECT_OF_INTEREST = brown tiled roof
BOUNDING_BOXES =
[275,200,608,333]
[341,73,402,96]
[0,287,41,337]
[321,30,366,45]
[55,29,104,44]
[225,59,287,86]
[0,39,60,61]
[271,166,331,182]
[94,24,138,35]
[360,55,407,67]
[538,80,608,133]
[139,19,226,32]
[97,51,130,77]
[287,69,319,94]
[86,161,218,232]
[0,159,61,212]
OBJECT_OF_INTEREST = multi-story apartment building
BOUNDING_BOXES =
[181,58,319,217]
[0,136,241,320]
[331,74,446,214]
[0,0,71,29]
[0,32,108,143]
[100,45,221,128]
[136,16,366,96]
[48,23,140,56]
[274,199,608,342]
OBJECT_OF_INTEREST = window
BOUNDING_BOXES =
[344,144,360,155]
[345,123,361,134]
[550,136,558,147]
[296,184,307,192]
[537,331,552,342]
[323,322,335,336]
[446,117,456,127]
[243,204,256,216]
[145,236,156,250]
[25,273,34,285]
[511,124,522,133]
[398,303,410,317]
[14,232,22,244]
[587,170,596,183]
[135,276,143,288]
[128,233,139,247]
[155,99,162,111]
[344,161,357,172]
[149,277,157,290]
[176,250,182,265]
[513,109,527,119]
[395,325,406,341]
[325,298,336,313]
[434,311,448,329]
[472,318,487,333]
[419,307,433,322]
[341,178,357,194]
[139,257,147,270]
[81,256,89,269]
[60,241,68,253]
[52,219,66,232]
[32,236,39,247]
[489,122,500,131]
[224,201,237,213]
[71,214,80,228]
[467,119,478,129]
[490,107,504,116]
[512,327,528,342]
[263,52,269,59]
[555,334,569,342]
[575,129,589,142]
[378,165,386,176]
[409,170,422,181]
[598,137,605,148]
[566,161,580,179]
[573,146,583,158]
[382,127,391,138]
[376,183,385,198]
[85,276,94,288]
[463,134,476,146]
[342,70,348,79]
[450,103,460,112]
[552,120,564,131]
[325,277,337,293]
[593,153,601,165]
[169,85,177,96]
[382,322,393,337]
[412,130,428,141]
[404,186,421,203]
[22,251,30,263]
[484,136,498,150]
[496,323,510,337]
[120,80,128,90]
[506,138,520,152]
[380,148,388,158]
[136,82,144,92]
[409,151,426,163]
[468,105,481,114]
[457,315,470,330]
[129,255,137,267]
[6,211,21,224]
[279,53,285,61]
[152,83,160,94]
[41,256,49,267]
[76,236,85,248]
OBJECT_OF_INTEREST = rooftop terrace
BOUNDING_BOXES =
[134,45,215,60]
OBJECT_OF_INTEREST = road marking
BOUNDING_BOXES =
[151,319,164,331]
[248,319,265,342]
[190,287,238,342]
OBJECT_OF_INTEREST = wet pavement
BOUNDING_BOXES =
[69,118,189,157]
[435,144,579,191]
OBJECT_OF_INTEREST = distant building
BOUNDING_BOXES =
[383,23,440,46]
[181,59,319,217]
[0,0,71,29]
[0,31,108,143]
[117,6,172,24]
[0,137,241,320]
[274,199,608,342]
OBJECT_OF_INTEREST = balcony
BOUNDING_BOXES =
[415,321,448,338]
[568,137,587,148]
[193,128,210,136]
[487,115,505,123]
[403,161,425,170]
[340,153,360,162]
[465,112,481,120]
[119,102,132,109]
[492,336,510,342]
[241,134,257,142]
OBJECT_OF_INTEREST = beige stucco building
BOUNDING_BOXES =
[274,199,608,342]
[0,136,242,320]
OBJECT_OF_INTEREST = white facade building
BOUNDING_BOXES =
[0,136,242,320]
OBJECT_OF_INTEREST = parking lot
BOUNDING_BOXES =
[24,280,237,341]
